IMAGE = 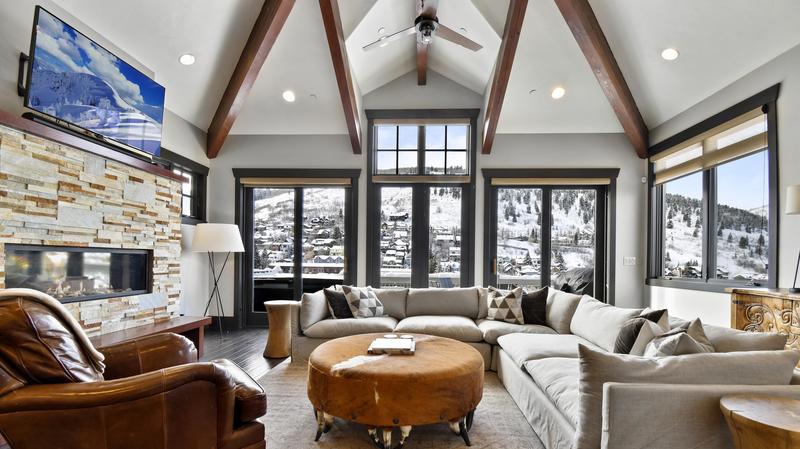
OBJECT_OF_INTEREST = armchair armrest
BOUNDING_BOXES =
[212,359,267,424]
[100,332,198,379]
[601,382,800,449]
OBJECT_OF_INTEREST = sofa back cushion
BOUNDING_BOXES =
[574,344,800,449]
[569,295,641,351]
[546,288,581,334]
[300,290,330,332]
[372,288,408,320]
[670,317,788,352]
[406,287,480,318]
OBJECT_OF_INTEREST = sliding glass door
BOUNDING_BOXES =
[488,184,607,300]
[242,185,354,326]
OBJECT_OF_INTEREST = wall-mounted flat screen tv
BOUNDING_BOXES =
[24,6,166,157]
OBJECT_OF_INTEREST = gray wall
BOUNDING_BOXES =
[206,71,647,315]
[648,43,800,326]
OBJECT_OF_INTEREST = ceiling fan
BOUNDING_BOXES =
[362,0,483,52]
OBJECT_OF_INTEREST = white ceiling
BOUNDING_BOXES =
[53,0,261,131]
[230,0,347,134]
[4,0,800,138]
[591,0,800,128]
[497,0,623,134]
[344,0,501,95]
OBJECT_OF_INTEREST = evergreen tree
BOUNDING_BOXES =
[573,232,579,245]
[692,227,699,238]
[758,233,766,247]
[738,236,749,249]
[428,255,439,273]
[727,233,733,244]
[666,219,674,229]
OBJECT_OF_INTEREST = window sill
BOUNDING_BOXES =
[646,277,773,294]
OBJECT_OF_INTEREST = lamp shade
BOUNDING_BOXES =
[787,185,800,215]
[192,223,245,253]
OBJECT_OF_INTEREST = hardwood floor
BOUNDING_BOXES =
[201,327,288,379]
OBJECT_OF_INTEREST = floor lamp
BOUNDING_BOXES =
[788,185,800,293]
[192,223,245,334]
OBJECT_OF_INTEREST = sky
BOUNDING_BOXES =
[34,7,164,108]
[665,150,769,211]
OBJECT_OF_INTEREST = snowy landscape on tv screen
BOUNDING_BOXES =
[26,8,165,155]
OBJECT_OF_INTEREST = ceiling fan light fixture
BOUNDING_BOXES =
[551,86,566,100]
[178,53,196,66]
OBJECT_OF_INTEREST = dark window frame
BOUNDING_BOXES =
[482,168,619,303]
[155,149,209,225]
[232,168,360,328]
[646,85,780,293]
[366,109,479,288]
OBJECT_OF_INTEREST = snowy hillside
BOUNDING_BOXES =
[664,193,768,281]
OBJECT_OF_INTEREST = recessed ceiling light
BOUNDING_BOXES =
[660,47,679,61]
[282,90,296,102]
[528,89,536,95]
[551,86,566,100]
[378,27,386,35]
[309,93,318,100]
[459,27,468,33]
[178,53,196,65]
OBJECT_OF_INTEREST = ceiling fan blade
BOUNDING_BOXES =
[417,0,439,18]
[362,26,417,51]
[436,24,483,51]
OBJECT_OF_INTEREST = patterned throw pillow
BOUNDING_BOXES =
[487,287,525,325]
[341,286,385,318]
[613,308,669,355]
[323,288,353,319]
[643,318,715,357]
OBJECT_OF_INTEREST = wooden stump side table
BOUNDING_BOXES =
[263,300,295,358]
[720,395,800,449]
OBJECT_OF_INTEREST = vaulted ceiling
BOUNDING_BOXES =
[3,0,800,152]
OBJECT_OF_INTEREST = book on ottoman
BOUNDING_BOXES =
[367,337,415,355]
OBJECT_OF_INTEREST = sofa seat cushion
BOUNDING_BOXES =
[394,316,483,342]
[476,319,556,344]
[524,358,580,426]
[303,317,397,339]
[497,333,601,367]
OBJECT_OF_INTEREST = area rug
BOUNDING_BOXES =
[258,362,545,449]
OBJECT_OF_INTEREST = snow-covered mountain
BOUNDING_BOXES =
[28,60,162,153]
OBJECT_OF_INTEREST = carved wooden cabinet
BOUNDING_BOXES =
[729,288,800,351]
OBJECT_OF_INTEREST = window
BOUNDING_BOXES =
[367,110,478,288]
[234,169,360,327]
[648,86,778,291]
[157,149,208,224]
[485,171,616,301]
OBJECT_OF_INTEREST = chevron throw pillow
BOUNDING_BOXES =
[341,286,385,318]
[486,287,525,325]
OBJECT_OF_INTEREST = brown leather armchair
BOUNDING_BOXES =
[0,292,266,449]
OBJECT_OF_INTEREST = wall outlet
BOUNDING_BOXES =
[623,256,637,266]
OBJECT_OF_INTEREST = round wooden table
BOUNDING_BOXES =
[308,333,484,448]
[263,300,295,358]
[720,395,800,449]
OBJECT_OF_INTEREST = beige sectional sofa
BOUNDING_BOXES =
[287,286,800,449]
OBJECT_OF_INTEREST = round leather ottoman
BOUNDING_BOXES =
[307,333,484,448]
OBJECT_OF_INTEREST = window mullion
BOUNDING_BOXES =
[417,125,425,175]
[541,187,553,289]
[293,188,304,298]
[706,168,718,282]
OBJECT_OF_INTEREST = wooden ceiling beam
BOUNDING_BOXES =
[554,0,648,158]
[482,0,528,154]
[417,43,428,85]
[206,0,295,159]
[320,0,362,154]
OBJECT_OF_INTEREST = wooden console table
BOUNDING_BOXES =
[729,288,800,351]
[89,316,212,359]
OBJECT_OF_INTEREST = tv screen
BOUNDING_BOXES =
[24,7,165,157]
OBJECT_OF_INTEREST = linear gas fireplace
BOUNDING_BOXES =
[4,244,152,303]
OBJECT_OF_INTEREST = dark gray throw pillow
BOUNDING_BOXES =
[613,308,669,355]
[521,287,548,325]
[324,288,353,319]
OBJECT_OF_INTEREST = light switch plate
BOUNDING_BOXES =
[623,256,637,266]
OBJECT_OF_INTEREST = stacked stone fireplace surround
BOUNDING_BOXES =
[0,123,182,337]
